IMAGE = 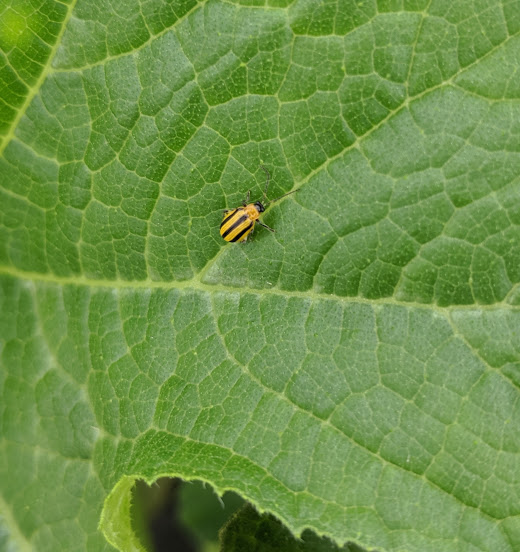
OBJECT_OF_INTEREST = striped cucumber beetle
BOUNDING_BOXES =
[220,166,298,243]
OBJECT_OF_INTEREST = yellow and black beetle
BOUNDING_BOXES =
[220,166,298,242]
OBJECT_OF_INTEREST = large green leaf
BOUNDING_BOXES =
[1,0,520,551]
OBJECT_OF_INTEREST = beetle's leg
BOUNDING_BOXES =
[257,221,275,233]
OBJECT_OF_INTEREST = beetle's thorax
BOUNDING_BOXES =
[243,202,263,220]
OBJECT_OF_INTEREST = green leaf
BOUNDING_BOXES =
[1,1,520,552]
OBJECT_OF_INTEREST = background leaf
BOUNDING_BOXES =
[1,1,520,551]
[220,502,363,552]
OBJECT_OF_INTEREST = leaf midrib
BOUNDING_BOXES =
[1,264,517,312]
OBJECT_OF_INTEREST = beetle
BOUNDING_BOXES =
[220,166,298,243]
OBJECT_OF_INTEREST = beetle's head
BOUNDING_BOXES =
[254,201,265,213]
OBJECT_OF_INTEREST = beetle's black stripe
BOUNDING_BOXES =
[220,209,238,228]
[221,214,250,238]
[229,222,253,242]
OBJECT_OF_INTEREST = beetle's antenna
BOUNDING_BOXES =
[260,165,270,201]
[266,188,299,206]
[260,165,299,205]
